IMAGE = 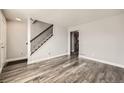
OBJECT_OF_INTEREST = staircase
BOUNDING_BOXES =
[30,23,53,55]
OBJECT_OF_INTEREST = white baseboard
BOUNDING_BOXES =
[79,55,124,69]
[28,53,68,64]
[6,56,27,63]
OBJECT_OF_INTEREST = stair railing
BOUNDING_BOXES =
[30,24,53,55]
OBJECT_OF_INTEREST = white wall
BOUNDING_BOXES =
[68,14,124,66]
[28,25,68,64]
[7,21,27,61]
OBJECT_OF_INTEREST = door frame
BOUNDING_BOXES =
[0,11,6,73]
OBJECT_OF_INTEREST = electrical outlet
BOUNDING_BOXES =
[20,52,23,56]
[92,53,94,57]
[48,52,51,56]
[80,53,85,55]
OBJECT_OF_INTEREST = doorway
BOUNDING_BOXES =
[70,31,79,56]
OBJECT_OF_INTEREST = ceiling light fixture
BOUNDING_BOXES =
[16,17,22,21]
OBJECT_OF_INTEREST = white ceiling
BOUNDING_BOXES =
[3,9,124,27]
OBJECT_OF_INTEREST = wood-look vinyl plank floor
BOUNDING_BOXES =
[0,55,124,83]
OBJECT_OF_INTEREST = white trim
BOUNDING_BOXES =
[27,17,31,61]
[6,56,27,63]
[79,55,124,69]
[28,53,68,64]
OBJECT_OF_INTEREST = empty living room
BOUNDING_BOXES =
[0,9,124,83]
